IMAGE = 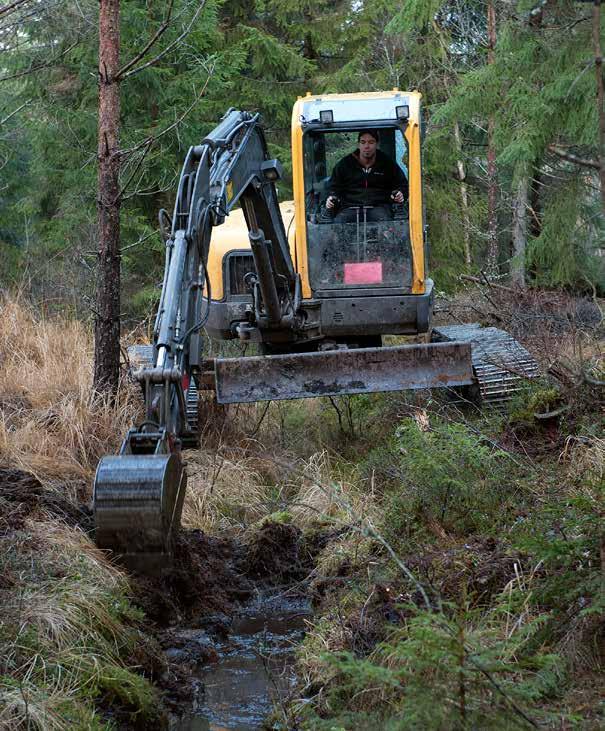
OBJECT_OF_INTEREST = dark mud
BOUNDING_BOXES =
[132,530,253,625]
[243,521,309,584]
[0,465,91,535]
[406,535,525,607]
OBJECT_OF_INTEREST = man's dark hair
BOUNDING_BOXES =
[357,129,380,143]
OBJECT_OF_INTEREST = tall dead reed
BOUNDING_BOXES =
[0,295,139,500]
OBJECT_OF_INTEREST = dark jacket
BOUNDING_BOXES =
[328,149,408,208]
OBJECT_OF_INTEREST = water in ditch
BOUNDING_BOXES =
[172,593,310,731]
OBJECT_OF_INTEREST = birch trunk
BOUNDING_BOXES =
[485,0,499,276]
[453,121,472,266]
[593,1,605,212]
[511,172,529,288]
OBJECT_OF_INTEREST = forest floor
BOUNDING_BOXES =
[0,286,603,730]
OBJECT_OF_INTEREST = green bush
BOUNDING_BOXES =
[300,603,561,730]
[379,418,523,539]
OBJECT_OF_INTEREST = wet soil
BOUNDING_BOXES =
[132,530,253,626]
[131,521,319,728]
[243,521,309,584]
[0,465,318,728]
[0,465,91,536]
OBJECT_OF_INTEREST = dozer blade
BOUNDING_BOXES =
[93,453,186,573]
[214,342,473,404]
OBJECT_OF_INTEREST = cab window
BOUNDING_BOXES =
[303,128,412,293]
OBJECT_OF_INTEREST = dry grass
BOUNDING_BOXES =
[561,434,604,483]
[290,451,380,528]
[0,519,160,731]
[182,444,382,536]
[0,295,139,498]
[0,685,69,731]
[0,296,164,729]
[183,447,270,531]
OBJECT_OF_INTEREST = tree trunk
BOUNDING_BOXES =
[593,0,605,212]
[94,0,121,394]
[511,169,529,288]
[453,121,472,266]
[485,0,499,276]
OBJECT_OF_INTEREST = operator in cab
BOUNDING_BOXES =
[325,129,408,222]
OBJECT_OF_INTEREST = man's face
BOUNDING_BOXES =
[358,134,378,163]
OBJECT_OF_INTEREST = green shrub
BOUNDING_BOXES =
[379,418,524,539]
[300,602,561,730]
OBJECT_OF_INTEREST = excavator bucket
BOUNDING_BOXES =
[214,341,473,404]
[94,453,186,572]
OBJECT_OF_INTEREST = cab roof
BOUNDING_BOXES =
[292,90,422,129]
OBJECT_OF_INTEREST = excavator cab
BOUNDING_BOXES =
[302,126,412,294]
[288,91,433,341]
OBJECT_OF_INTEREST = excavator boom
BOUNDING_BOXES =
[95,110,303,569]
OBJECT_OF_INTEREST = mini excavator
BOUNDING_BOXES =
[94,91,538,569]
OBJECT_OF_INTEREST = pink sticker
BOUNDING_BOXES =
[344,261,383,284]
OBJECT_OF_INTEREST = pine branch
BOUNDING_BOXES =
[0,40,80,82]
[0,98,31,125]
[119,68,214,156]
[465,653,539,728]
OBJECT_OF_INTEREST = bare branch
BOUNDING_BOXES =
[115,0,175,80]
[0,40,80,83]
[548,144,600,170]
[0,0,30,18]
[119,230,158,253]
[122,0,207,80]
[0,98,31,125]
[114,139,153,202]
[120,67,214,156]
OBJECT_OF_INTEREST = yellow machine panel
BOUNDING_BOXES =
[290,90,425,298]
[206,201,296,300]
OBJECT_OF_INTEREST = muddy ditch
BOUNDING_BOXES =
[0,465,327,729]
[132,520,324,730]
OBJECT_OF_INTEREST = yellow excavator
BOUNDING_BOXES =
[94,91,538,569]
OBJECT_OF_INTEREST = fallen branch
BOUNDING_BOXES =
[548,144,600,170]
[460,274,517,294]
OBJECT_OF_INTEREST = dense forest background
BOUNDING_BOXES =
[1,0,603,322]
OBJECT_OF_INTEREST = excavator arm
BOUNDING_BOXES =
[93,111,302,570]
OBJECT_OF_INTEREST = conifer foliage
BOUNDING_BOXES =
[0,0,603,315]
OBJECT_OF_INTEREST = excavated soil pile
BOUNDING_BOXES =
[133,529,253,626]
[0,466,90,536]
[243,520,311,584]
